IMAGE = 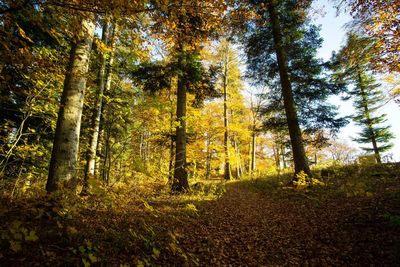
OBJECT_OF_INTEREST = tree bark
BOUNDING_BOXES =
[273,138,281,173]
[172,57,189,192]
[268,0,312,178]
[233,136,242,179]
[281,142,287,169]
[168,110,175,184]
[251,131,256,172]
[205,136,211,179]
[102,122,112,183]
[94,122,103,178]
[223,47,231,180]
[95,21,118,182]
[46,16,95,192]
[82,21,109,193]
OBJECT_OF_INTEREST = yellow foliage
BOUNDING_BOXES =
[67,226,78,235]
[185,203,198,213]
[293,171,309,189]
[293,171,325,189]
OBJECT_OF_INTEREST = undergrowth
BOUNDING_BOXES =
[239,163,400,202]
[1,163,399,266]
[0,175,227,266]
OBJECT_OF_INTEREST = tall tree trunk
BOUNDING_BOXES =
[205,136,211,179]
[248,140,252,173]
[94,122,103,178]
[314,151,318,165]
[172,60,189,192]
[273,139,281,174]
[96,22,118,179]
[168,110,175,184]
[223,49,231,180]
[139,133,144,160]
[357,71,381,163]
[167,85,175,183]
[281,142,287,169]
[146,131,151,165]
[233,136,242,179]
[82,21,109,193]
[102,123,112,183]
[268,1,312,178]
[251,130,256,172]
[46,17,95,192]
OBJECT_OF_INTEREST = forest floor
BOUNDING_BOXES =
[1,164,400,266]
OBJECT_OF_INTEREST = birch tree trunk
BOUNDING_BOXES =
[82,21,109,193]
[46,16,95,192]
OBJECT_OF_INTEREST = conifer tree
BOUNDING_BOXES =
[241,0,346,177]
[147,0,226,191]
[334,33,394,163]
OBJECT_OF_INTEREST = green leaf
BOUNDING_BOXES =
[88,253,97,263]
[25,230,39,241]
[82,258,90,267]
[20,227,28,237]
[152,247,160,259]
[85,240,93,249]
[9,220,22,235]
[79,246,86,254]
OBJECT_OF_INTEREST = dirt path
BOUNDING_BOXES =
[1,180,399,266]
[176,182,400,266]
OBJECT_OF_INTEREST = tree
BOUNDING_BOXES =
[200,38,248,179]
[45,0,152,191]
[212,39,243,180]
[303,129,330,166]
[339,0,400,73]
[82,19,119,192]
[351,72,394,163]
[324,139,358,165]
[247,89,264,173]
[334,33,394,163]
[385,75,400,106]
[0,4,67,181]
[221,41,232,180]
[265,0,311,178]
[149,0,226,191]
[241,0,347,178]
[46,15,95,192]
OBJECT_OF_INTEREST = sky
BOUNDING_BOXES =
[310,0,400,161]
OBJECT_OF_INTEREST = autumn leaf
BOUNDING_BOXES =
[16,24,34,43]
[10,241,21,253]
[67,226,78,235]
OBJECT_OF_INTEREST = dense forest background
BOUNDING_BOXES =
[0,0,399,266]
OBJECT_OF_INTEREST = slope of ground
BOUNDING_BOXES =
[1,164,399,266]
[178,181,400,266]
